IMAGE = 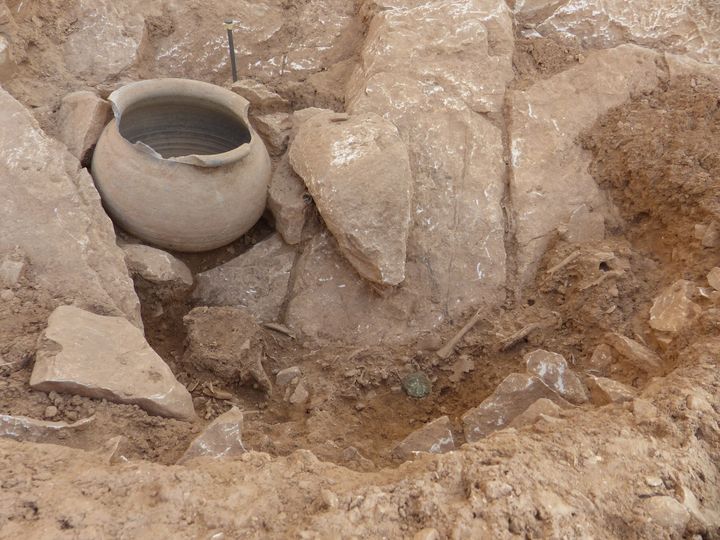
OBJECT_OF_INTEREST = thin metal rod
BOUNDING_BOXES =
[225,20,238,82]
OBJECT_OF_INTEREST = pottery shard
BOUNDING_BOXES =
[268,155,310,245]
[57,91,111,164]
[178,407,246,464]
[289,111,413,285]
[63,0,147,83]
[511,45,659,285]
[122,244,193,288]
[649,280,701,333]
[193,234,296,323]
[461,373,570,443]
[707,268,720,291]
[0,86,140,325]
[587,376,636,405]
[524,349,589,404]
[517,0,720,64]
[604,333,663,373]
[183,307,271,393]
[30,306,195,421]
[393,416,455,461]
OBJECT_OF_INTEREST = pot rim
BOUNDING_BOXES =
[108,78,254,168]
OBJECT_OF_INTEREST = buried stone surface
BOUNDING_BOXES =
[268,155,311,245]
[122,243,193,289]
[193,234,296,323]
[178,407,246,464]
[462,373,571,443]
[30,306,195,421]
[183,307,272,393]
[604,333,664,373]
[393,416,454,461]
[648,279,701,333]
[587,376,636,405]
[57,91,111,164]
[289,111,413,286]
[524,349,589,404]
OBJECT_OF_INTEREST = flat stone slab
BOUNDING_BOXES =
[178,407,246,464]
[193,234,296,323]
[0,413,95,443]
[604,333,664,374]
[393,416,454,460]
[30,306,195,421]
[524,349,589,404]
[461,373,570,443]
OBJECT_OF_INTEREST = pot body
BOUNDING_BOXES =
[91,78,271,252]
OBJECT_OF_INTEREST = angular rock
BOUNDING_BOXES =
[393,416,455,460]
[707,268,720,291]
[288,382,309,405]
[289,111,413,285]
[518,0,720,64]
[57,91,111,164]
[509,398,562,428]
[0,86,140,324]
[702,221,720,248]
[461,373,570,443]
[193,234,295,323]
[231,79,289,113]
[183,307,271,393]
[30,306,194,421]
[587,343,614,375]
[0,413,95,442]
[680,486,720,530]
[254,112,292,156]
[0,34,11,81]
[641,496,690,534]
[276,366,301,386]
[649,280,701,333]
[268,156,311,245]
[63,0,147,83]
[122,244,193,288]
[0,254,24,287]
[604,333,664,373]
[587,376,636,405]
[524,349,589,404]
[178,407,246,464]
[510,45,659,285]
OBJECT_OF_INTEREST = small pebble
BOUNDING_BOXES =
[44,405,58,419]
[645,476,663,487]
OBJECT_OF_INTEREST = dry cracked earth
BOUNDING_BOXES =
[1,0,720,538]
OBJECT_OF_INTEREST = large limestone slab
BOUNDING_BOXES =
[0,86,140,324]
[516,0,720,64]
[510,45,660,285]
[193,234,296,323]
[289,111,413,285]
[461,373,570,443]
[30,306,195,421]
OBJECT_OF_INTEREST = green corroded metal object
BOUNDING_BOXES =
[402,371,431,398]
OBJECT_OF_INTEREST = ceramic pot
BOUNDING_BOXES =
[91,78,271,252]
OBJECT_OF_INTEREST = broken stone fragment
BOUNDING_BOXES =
[253,112,292,156]
[183,306,272,393]
[288,382,309,405]
[122,243,193,289]
[57,91,111,164]
[0,413,95,442]
[509,398,562,428]
[708,268,720,291]
[289,111,413,285]
[587,343,614,375]
[276,366,301,386]
[193,234,296,323]
[604,333,663,373]
[461,373,570,443]
[268,157,310,245]
[649,280,701,333]
[702,221,720,248]
[0,34,12,82]
[393,416,454,461]
[0,254,24,287]
[231,79,289,112]
[640,496,690,534]
[587,376,636,405]
[524,349,589,404]
[178,407,246,464]
[30,306,195,421]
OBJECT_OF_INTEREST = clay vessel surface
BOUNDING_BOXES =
[91,78,271,252]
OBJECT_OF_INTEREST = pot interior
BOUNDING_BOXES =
[118,96,251,158]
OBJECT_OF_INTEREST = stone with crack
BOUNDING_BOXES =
[524,349,589,404]
[183,306,272,394]
[30,306,195,421]
[178,407,246,464]
[289,110,413,286]
[193,234,296,323]
[393,415,454,460]
[461,372,571,443]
